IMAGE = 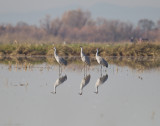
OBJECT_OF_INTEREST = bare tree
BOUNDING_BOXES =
[138,19,155,31]
[40,15,52,34]
[61,9,91,29]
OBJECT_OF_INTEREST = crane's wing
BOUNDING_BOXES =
[85,56,90,66]
[59,57,67,66]
[100,58,108,67]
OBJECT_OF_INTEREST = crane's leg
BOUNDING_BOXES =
[60,65,62,75]
[86,65,89,75]
[84,64,86,77]
[59,64,60,77]
[86,65,87,75]
[100,65,102,77]
[60,65,62,76]
[59,64,62,76]
[99,64,101,72]
[86,65,88,75]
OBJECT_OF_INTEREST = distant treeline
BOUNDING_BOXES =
[0,9,160,43]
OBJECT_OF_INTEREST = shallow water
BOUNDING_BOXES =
[0,57,160,126]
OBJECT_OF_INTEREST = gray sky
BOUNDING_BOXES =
[0,0,160,25]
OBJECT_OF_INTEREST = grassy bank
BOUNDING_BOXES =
[0,42,160,57]
[0,56,160,71]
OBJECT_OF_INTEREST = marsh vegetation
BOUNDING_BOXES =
[0,55,160,71]
[0,42,160,57]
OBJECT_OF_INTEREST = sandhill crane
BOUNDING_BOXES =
[96,48,108,69]
[95,74,108,94]
[52,75,67,94]
[80,46,90,73]
[54,47,67,66]
[53,47,67,75]
[79,74,91,95]
[80,46,90,66]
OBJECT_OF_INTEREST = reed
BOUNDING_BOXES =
[0,56,160,71]
[0,42,160,57]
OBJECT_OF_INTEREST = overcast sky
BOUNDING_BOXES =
[0,0,160,25]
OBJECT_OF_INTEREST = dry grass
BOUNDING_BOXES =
[0,56,160,71]
[0,42,160,57]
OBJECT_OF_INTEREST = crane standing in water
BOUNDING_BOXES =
[53,47,67,75]
[80,46,90,73]
[96,48,108,70]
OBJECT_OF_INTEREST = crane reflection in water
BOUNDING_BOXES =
[51,74,67,94]
[94,73,108,94]
[79,73,91,95]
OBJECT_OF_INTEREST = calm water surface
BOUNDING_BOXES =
[0,57,160,126]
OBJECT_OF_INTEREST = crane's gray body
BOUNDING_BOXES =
[96,49,108,67]
[80,47,90,66]
[54,47,67,66]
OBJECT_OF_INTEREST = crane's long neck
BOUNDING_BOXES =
[96,49,99,58]
[80,48,84,57]
[54,49,57,57]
